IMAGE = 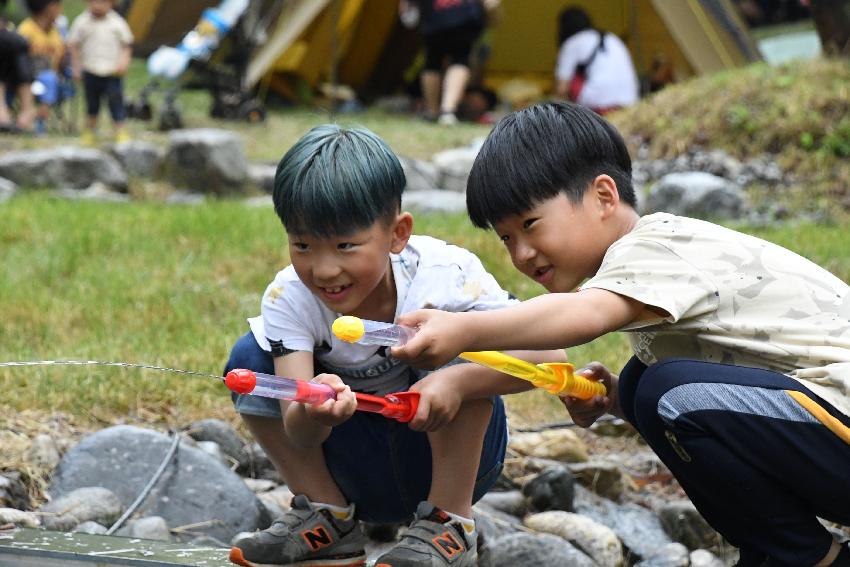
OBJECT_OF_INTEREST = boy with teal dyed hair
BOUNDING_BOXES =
[392,102,850,566]
[225,124,564,567]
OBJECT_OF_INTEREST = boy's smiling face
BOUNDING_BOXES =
[494,178,628,293]
[288,214,412,320]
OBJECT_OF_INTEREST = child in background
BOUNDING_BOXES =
[225,124,563,567]
[0,0,37,131]
[17,0,64,135]
[392,102,850,567]
[68,0,132,144]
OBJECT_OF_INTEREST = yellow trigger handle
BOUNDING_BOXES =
[539,362,607,399]
[458,351,607,400]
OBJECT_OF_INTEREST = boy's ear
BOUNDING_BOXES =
[590,175,620,218]
[389,212,413,253]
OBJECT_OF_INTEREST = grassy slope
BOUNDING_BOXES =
[610,58,850,212]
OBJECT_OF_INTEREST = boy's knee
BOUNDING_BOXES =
[632,359,692,425]
[224,333,270,374]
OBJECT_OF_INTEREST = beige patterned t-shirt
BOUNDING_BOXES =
[582,213,850,417]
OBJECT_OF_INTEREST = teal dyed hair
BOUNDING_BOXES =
[272,124,406,237]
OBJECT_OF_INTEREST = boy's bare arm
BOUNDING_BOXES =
[407,350,566,431]
[276,352,330,447]
[394,288,644,368]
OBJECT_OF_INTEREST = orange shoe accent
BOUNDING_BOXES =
[229,547,256,567]
[229,545,366,567]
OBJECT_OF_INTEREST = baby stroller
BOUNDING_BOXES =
[127,0,272,130]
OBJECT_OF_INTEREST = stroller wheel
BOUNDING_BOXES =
[159,107,183,131]
[240,100,265,123]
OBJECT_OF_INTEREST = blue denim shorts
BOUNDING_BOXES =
[225,331,507,523]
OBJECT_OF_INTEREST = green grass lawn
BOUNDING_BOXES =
[2,195,848,429]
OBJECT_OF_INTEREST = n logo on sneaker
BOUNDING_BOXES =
[432,531,463,559]
[302,526,334,550]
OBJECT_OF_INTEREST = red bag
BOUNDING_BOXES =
[567,71,587,102]
[567,31,605,102]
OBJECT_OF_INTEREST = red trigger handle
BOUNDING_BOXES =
[354,391,420,423]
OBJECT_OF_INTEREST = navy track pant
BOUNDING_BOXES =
[619,357,850,566]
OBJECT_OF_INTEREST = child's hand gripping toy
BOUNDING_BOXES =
[225,369,419,422]
[332,316,607,400]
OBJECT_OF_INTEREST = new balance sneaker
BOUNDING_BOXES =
[230,495,367,567]
[374,502,477,567]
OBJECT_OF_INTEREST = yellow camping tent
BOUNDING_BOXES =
[126,0,761,101]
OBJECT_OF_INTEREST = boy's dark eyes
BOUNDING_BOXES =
[522,218,537,230]
[337,242,356,250]
[292,242,309,251]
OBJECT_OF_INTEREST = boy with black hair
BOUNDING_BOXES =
[392,102,850,567]
[226,124,564,567]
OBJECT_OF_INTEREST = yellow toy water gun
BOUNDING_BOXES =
[332,316,606,400]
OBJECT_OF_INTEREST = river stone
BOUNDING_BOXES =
[522,465,575,512]
[574,485,671,560]
[477,490,527,517]
[0,471,30,510]
[186,418,246,468]
[116,516,171,541]
[73,521,108,535]
[658,500,721,550]
[479,532,596,567]
[40,486,122,531]
[0,177,17,202]
[0,507,40,527]
[0,147,128,190]
[508,429,588,462]
[647,172,746,220]
[635,542,690,567]
[48,425,262,542]
[163,128,247,194]
[525,510,623,567]
[109,140,164,177]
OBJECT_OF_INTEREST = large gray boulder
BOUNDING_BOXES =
[163,128,247,194]
[109,141,164,177]
[647,172,747,220]
[49,425,262,542]
[0,147,128,191]
[0,177,17,202]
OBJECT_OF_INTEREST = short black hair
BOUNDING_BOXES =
[272,124,405,238]
[466,101,635,229]
[25,0,59,15]
[558,6,593,46]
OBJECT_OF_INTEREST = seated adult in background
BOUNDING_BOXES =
[554,6,639,115]
[17,0,65,135]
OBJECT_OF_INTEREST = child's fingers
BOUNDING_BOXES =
[409,396,431,431]
[312,373,346,391]
[395,308,430,328]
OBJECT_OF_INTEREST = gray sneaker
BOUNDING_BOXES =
[230,495,367,567]
[374,502,477,567]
